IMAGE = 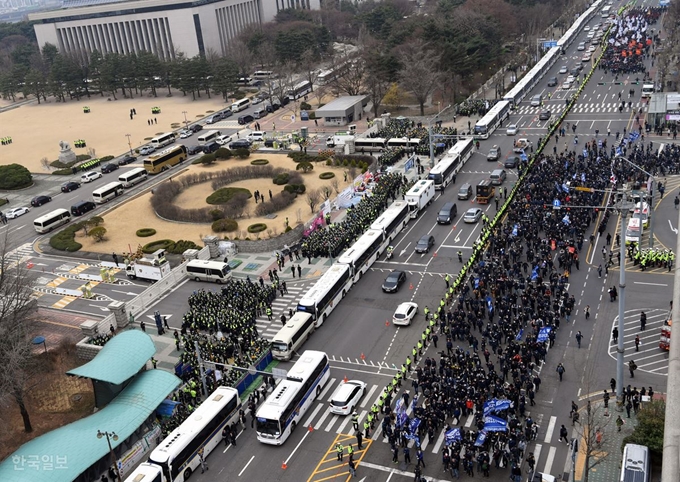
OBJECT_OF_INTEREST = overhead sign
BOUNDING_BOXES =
[553,199,561,210]
[575,186,594,192]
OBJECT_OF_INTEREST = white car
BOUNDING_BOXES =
[6,207,29,219]
[216,135,232,145]
[464,207,483,224]
[588,45,597,53]
[562,81,572,90]
[559,65,568,74]
[581,54,591,63]
[506,124,518,136]
[577,42,586,51]
[567,75,576,83]
[329,380,367,415]
[139,146,155,155]
[584,26,590,31]
[179,130,193,138]
[81,171,102,183]
[393,302,418,326]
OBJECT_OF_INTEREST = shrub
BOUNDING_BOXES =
[300,101,312,111]
[273,173,290,185]
[296,161,314,173]
[167,240,200,254]
[136,228,157,237]
[215,148,232,159]
[247,223,267,233]
[234,148,250,159]
[191,158,204,165]
[49,222,85,251]
[100,155,114,162]
[142,239,175,253]
[251,159,269,165]
[87,216,104,227]
[285,225,293,232]
[308,112,316,119]
[319,172,335,179]
[255,191,296,216]
[284,184,306,195]
[209,208,225,221]
[212,218,239,233]
[0,164,32,189]
[88,226,107,242]
[201,154,216,165]
[326,159,333,166]
[50,159,77,168]
[76,154,91,162]
[52,168,74,175]
[206,187,252,205]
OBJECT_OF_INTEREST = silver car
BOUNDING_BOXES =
[464,208,482,223]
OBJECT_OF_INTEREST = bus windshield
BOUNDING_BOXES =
[256,417,281,436]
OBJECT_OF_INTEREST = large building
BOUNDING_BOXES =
[29,0,319,60]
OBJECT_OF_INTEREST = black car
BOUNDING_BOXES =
[101,163,119,174]
[415,235,435,254]
[382,270,406,293]
[187,145,203,155]
[221,109,233,118]
[189,124,203,133]
[504,156,520,168]
[61,181,81,192]
[229,139,252,149]
[30,195,52,207]
[238,115,255,125]
[547,76,558,87]
[118,155,136,166]
[539,110,551,121]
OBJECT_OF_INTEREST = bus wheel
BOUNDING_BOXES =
[195,277,201,282]
[358,271,363,280]
[184,468,193,480]
[215,278,222,284]
[342,290,346,299]
[291,421,297,433]
[316,385,322,397]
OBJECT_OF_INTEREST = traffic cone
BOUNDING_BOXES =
[409,283,414,290]
[385,320,390,326]
[360,353,365,360]
[308,425,313,432]
[282,461,287,469]
[343,375,348,383]
[27,262,34,269]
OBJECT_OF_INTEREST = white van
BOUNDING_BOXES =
[625,217,642,245]
[247,131,267,143]
[620,444,650,482]
[271,312,316,361]
[253,107,267,119]
[216,134,232,145]
[185,260,232,283]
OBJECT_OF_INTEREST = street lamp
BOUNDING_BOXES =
[125,134,132,157]
[97,430,122,482]
[182,110,189,130]
[427,104,453,168]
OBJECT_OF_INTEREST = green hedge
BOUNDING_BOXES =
[251,159,269,165]
[212,218,239,232]
[206,187,252,205]
[273,173,290,185]
[247,223,267,233]
[284,184,306,194]
[234,148,250,159]
[215,148,232,159]
[142,239,174,253]
[319,172,335,179]
[52,168,74,175]
[49,222,84,251]
[136,228,157,237]
[168,240,200,254]
[0,164,32,189]
[100,155,115,162]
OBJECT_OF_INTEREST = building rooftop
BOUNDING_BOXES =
[67,330,155,385]
[0,369,181,482]
[315,95,368,113]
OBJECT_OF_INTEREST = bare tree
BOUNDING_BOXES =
[226,38,255,78]
[330,178,340,194]
[397,39,442,116]
[306,188,321,213]
[0,234,40,433]
[320,185,332,200]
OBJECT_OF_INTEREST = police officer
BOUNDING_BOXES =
[336,442,344,461]
[352,411,359,431]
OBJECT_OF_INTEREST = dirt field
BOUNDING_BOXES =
[0,93,232,173]
[76,153,352,255]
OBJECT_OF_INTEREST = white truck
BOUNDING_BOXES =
[125,249,172,281]
[326,132,355,148]
[405,179,435,218]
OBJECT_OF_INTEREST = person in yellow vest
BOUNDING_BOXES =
[336,442,344,461]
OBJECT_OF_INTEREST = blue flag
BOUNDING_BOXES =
[410,417,421,434]
[483,415,508,432]
[581,172,586,182]
[531,265,539,281]
[537,326,552,342]
[512,224,519,237]
[616,146,622,156]
[562,214,571,225]
[562,183,570,193]
[411,394,419,411]
[483,399,495,416]
[395,398,405,414]
[397,411,408,428]
[520,152,528,161]
[583,149,588,158]
[445,428,462,444]
[515,329,524,341]
[475,430,488,447]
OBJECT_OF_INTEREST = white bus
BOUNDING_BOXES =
[337,229,385,283]
[92,181,124,204]
[231,98,251,113]
[146,386,241,482]
[118,167,148,188]
[256,350,330,445]
[428,138,475,189]
[387,138,421,149]
[287,80,313,100]
[151,132,176,148]
[271,312,316,360]
[253,70,274,80]
[601,5,612,17]
[34,208,70,233]
[354,138,387,152]
[474,100,512,139]
[370,201,410,242]
[297,263,353,326]
[197,130,221,143]
[185,260,232,284]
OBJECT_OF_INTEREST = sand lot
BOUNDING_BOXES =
[76,154,352,255]
[0,94,232,173]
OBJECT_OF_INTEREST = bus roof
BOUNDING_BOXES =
[147,144,184,160]
[475,101,511,127]
[34,208,69,224]
[272,312,314,342]
[286,350,327,382]
[256,380,300,419]
[406,179,434,196]
[370,201,409,231]
[298,264,350,306]
[93,181,123,193]
[337,229,384,265]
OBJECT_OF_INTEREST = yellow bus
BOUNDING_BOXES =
[143,144,187,174]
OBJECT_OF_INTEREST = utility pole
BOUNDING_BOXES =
[427,104,452,168]
[615,202,630,408]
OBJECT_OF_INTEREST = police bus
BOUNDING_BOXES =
[337,229,385,283]
[34,208,70,233]
[128,387,241,482]
[118,167,148,188]
[354,138,387,152]
[370,201,410,243]
[297,263,353,326]
[271,312,316,360]
[474,101,512,139]
[428,138,475,189]
[256,351,330,445]
[92,181,124,203]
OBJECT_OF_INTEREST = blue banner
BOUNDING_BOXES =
[397,411,408,428]
[531,266,539,281]
[537,326,552,342]
[475,430,488,447]
[483,400,494,416]
[520,152,528,161]
[581,172,586,182]
[411,394,419,411]
[515,329,524,341]
[512,224,518,237]
[616,146,623,156]
[445,428,462,444]
[562,183,570,193]
[395,398,405,414]
[494,399,512,412]
[410,417,421,434]
[562,214,571,225]
[483,415,508,432]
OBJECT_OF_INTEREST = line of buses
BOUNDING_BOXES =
[33,144,187,234]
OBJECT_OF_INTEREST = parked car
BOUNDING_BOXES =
[329,380,367,415]
[251,96,264,105]
[6,207,29,219]
[229,139,251,149]
[415,235,435,254]
[31,195,52,207]
[221,109,233,118]
[237,115,254,125]
[81,171,102,183]
[506,124,518,136]
[216,135,233,145]
[393,302,418,326]
[118,155,136,166]
[382,271,406,293]
[464,207,483,223]
[61,181,81,192]
[187,145,203,155]
[189,124,203,133]
[179,130,193,139]
[139,146,155,155]
[101,163,119,174]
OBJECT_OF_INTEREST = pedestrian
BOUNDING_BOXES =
[616,415,624,431]
[556,362,565,381]
[598,264,602,278]
[585,305,590,320]
[112,252,119,266]
[629,360,637,378]
[348,458,357,478]
[404,445,411,464]
[626,399,632,418]
[416,448,425,468]
[559,424,569,443]
[150,356,157,369]
[675,196,679,210]
[575,331,582,348]
[640,311,646,331]
[356,429,363,450]
[612,327,619,343]
[635,335,640,352]
[198,448,208,473]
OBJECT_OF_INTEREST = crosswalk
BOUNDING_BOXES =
[256,281,312,340]
[608,308,669,375]
[513,102,644,115]
[2,242,34,270]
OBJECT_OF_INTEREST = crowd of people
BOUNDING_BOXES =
[369,118,460,156]
[456,99,498,117]
[300,172,405,258]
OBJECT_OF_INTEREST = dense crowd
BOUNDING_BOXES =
[369,118,460,156]
[456,99,498,117]
[301,172,405,258]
